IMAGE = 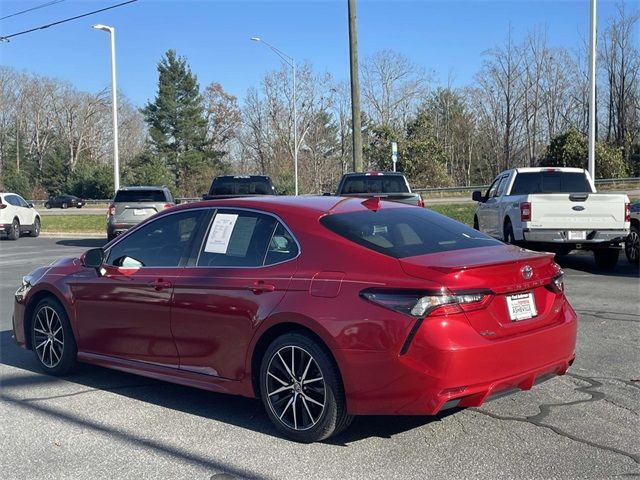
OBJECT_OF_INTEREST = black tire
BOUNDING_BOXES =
[45,202,51,209]
[503,219,515,244]
[473,216,480,231]
[554,246,573,257]
[107,232,116,242]
[259,332,352,443]
[29,217,41,238]
[625,225,639,266]
[76,205,82,209]
[8,218,19,240]
[593,249,620,270]
[30,297,77,375]
[61,202,68,209]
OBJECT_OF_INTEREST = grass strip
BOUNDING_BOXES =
[41,215,105,233]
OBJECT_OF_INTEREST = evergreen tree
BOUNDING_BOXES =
[142,50,222,196]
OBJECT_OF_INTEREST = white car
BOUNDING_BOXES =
[472,167,630,269]
[0,192,41,240]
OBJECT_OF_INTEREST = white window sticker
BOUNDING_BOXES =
[204,213,238,253]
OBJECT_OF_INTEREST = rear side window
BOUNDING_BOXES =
[114,190,168,203]
[510,172,591,195]
[320,208,500,258]
[197,210,294,267]
[210,178,274,195]
[341,176,409,194]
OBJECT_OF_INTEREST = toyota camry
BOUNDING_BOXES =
[13,196,577,442]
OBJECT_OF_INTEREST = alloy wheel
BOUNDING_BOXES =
[265,345,326,431]
[626,229,639,264]
[33,306,65,368]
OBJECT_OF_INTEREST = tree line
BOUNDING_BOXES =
[0,3,638,199]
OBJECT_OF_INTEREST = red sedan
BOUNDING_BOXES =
[13,196,577,442]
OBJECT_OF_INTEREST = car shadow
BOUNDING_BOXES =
[55,238,107,248]
[554,251,639,278]
[0,330,440,444]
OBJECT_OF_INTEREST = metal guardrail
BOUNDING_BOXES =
[25,177,639,204]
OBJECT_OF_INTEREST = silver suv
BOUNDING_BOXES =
[106,186,175,241]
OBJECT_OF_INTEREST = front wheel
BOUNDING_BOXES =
[260,332,352,443]
[30,297,77,375]
[593,249,619,270]
[61,202,68,209]
[625,226,639,266]
[473,216,480,231]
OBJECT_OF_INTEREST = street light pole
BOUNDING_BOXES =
[251,37,298,196]
[93,24,120,192]
[588,0,597,177]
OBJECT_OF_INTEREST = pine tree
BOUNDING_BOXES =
[142,50,220,195]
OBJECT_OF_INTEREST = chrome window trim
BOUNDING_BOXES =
[193,206,302,269]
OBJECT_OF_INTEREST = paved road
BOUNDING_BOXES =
[1,237,638,479]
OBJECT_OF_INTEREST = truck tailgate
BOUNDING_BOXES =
[528,194,627,230]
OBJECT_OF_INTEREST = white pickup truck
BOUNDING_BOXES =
[472,167,631,269]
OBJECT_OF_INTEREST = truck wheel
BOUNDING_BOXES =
[473,216,479,230]
[503,220,515,244]
[625,225,639,266]
[593,249,619,270]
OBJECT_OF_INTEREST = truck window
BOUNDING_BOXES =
[341,176,409,194]
[509,172,592,195]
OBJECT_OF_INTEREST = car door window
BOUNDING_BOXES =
[106,210,205,268]
[485,178,501,198]
[16,195,29,208]
[197,210,280,267]
[494,176,508,197]
[265,222,299,265]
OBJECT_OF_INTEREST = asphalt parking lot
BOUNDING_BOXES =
[1,237,638,480]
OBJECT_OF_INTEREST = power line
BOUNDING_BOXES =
[0,0,65,21]
[0,0,138,42]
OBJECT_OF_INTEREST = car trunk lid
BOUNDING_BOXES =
[527,193,628,230]
[399,245,565,339]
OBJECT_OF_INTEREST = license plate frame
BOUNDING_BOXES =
[567,230,586,240]
[506,292,538,322]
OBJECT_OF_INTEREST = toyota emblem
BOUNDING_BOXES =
[521,265,533,279]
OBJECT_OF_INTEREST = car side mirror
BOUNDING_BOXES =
[472,191,485,203]
[82,248,105,269]
[28,203,34,208]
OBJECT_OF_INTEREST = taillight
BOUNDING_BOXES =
[417,197,425,208]
[625,202,631,222]
[360,288,492,318]
[549,271,565,294]
[163,203,172,210]
[107,203,115,217]
[520,202,532,222]
[0,203,6,209]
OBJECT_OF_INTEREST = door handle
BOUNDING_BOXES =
[150,278,172,291]
[246,281,276,294]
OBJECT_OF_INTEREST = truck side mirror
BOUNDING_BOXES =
[472,191,485,203]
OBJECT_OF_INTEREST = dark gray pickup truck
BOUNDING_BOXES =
[203,175,278,200]
[335,172,424,206]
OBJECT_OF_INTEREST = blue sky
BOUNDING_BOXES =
[0,0,629,107]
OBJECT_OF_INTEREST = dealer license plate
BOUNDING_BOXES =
[133,209,146,216]
[567,230,586,240]
[506,292,538,321]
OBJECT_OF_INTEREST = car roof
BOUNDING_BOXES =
[116,186,168,191]
[214,175,271,180]
[170,195,414,217]
[341,171,406,177]
[512,167,586,174]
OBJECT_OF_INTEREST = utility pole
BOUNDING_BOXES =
[588,0,596,177]
[348,0,363,172]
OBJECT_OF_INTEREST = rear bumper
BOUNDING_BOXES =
[341,302,577,415]
[523,228,628,244]
[107,221,138,236]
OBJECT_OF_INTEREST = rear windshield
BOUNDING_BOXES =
[340,176,409,194]
[510,172,591,195]
[210,177,274,195]
[114,190,167,203]
[320,208,500,258]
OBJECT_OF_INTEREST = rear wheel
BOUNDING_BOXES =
[8,218,19,240]
[29,217,40,237]
[593,249,619,270]
[625,225,639,266]
[44,202,51,209]
[30,297,77,375]
[260,332,352,443]
[503,220,515,244]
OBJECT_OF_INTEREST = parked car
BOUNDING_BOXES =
[14,196,577,442]
[44,195,86,209]
[625,202,639,265]
[203,175,277,199]
[334,172,425,207]
[106,186,174,241]
[472,167,630,269]
[0,192,40,240]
